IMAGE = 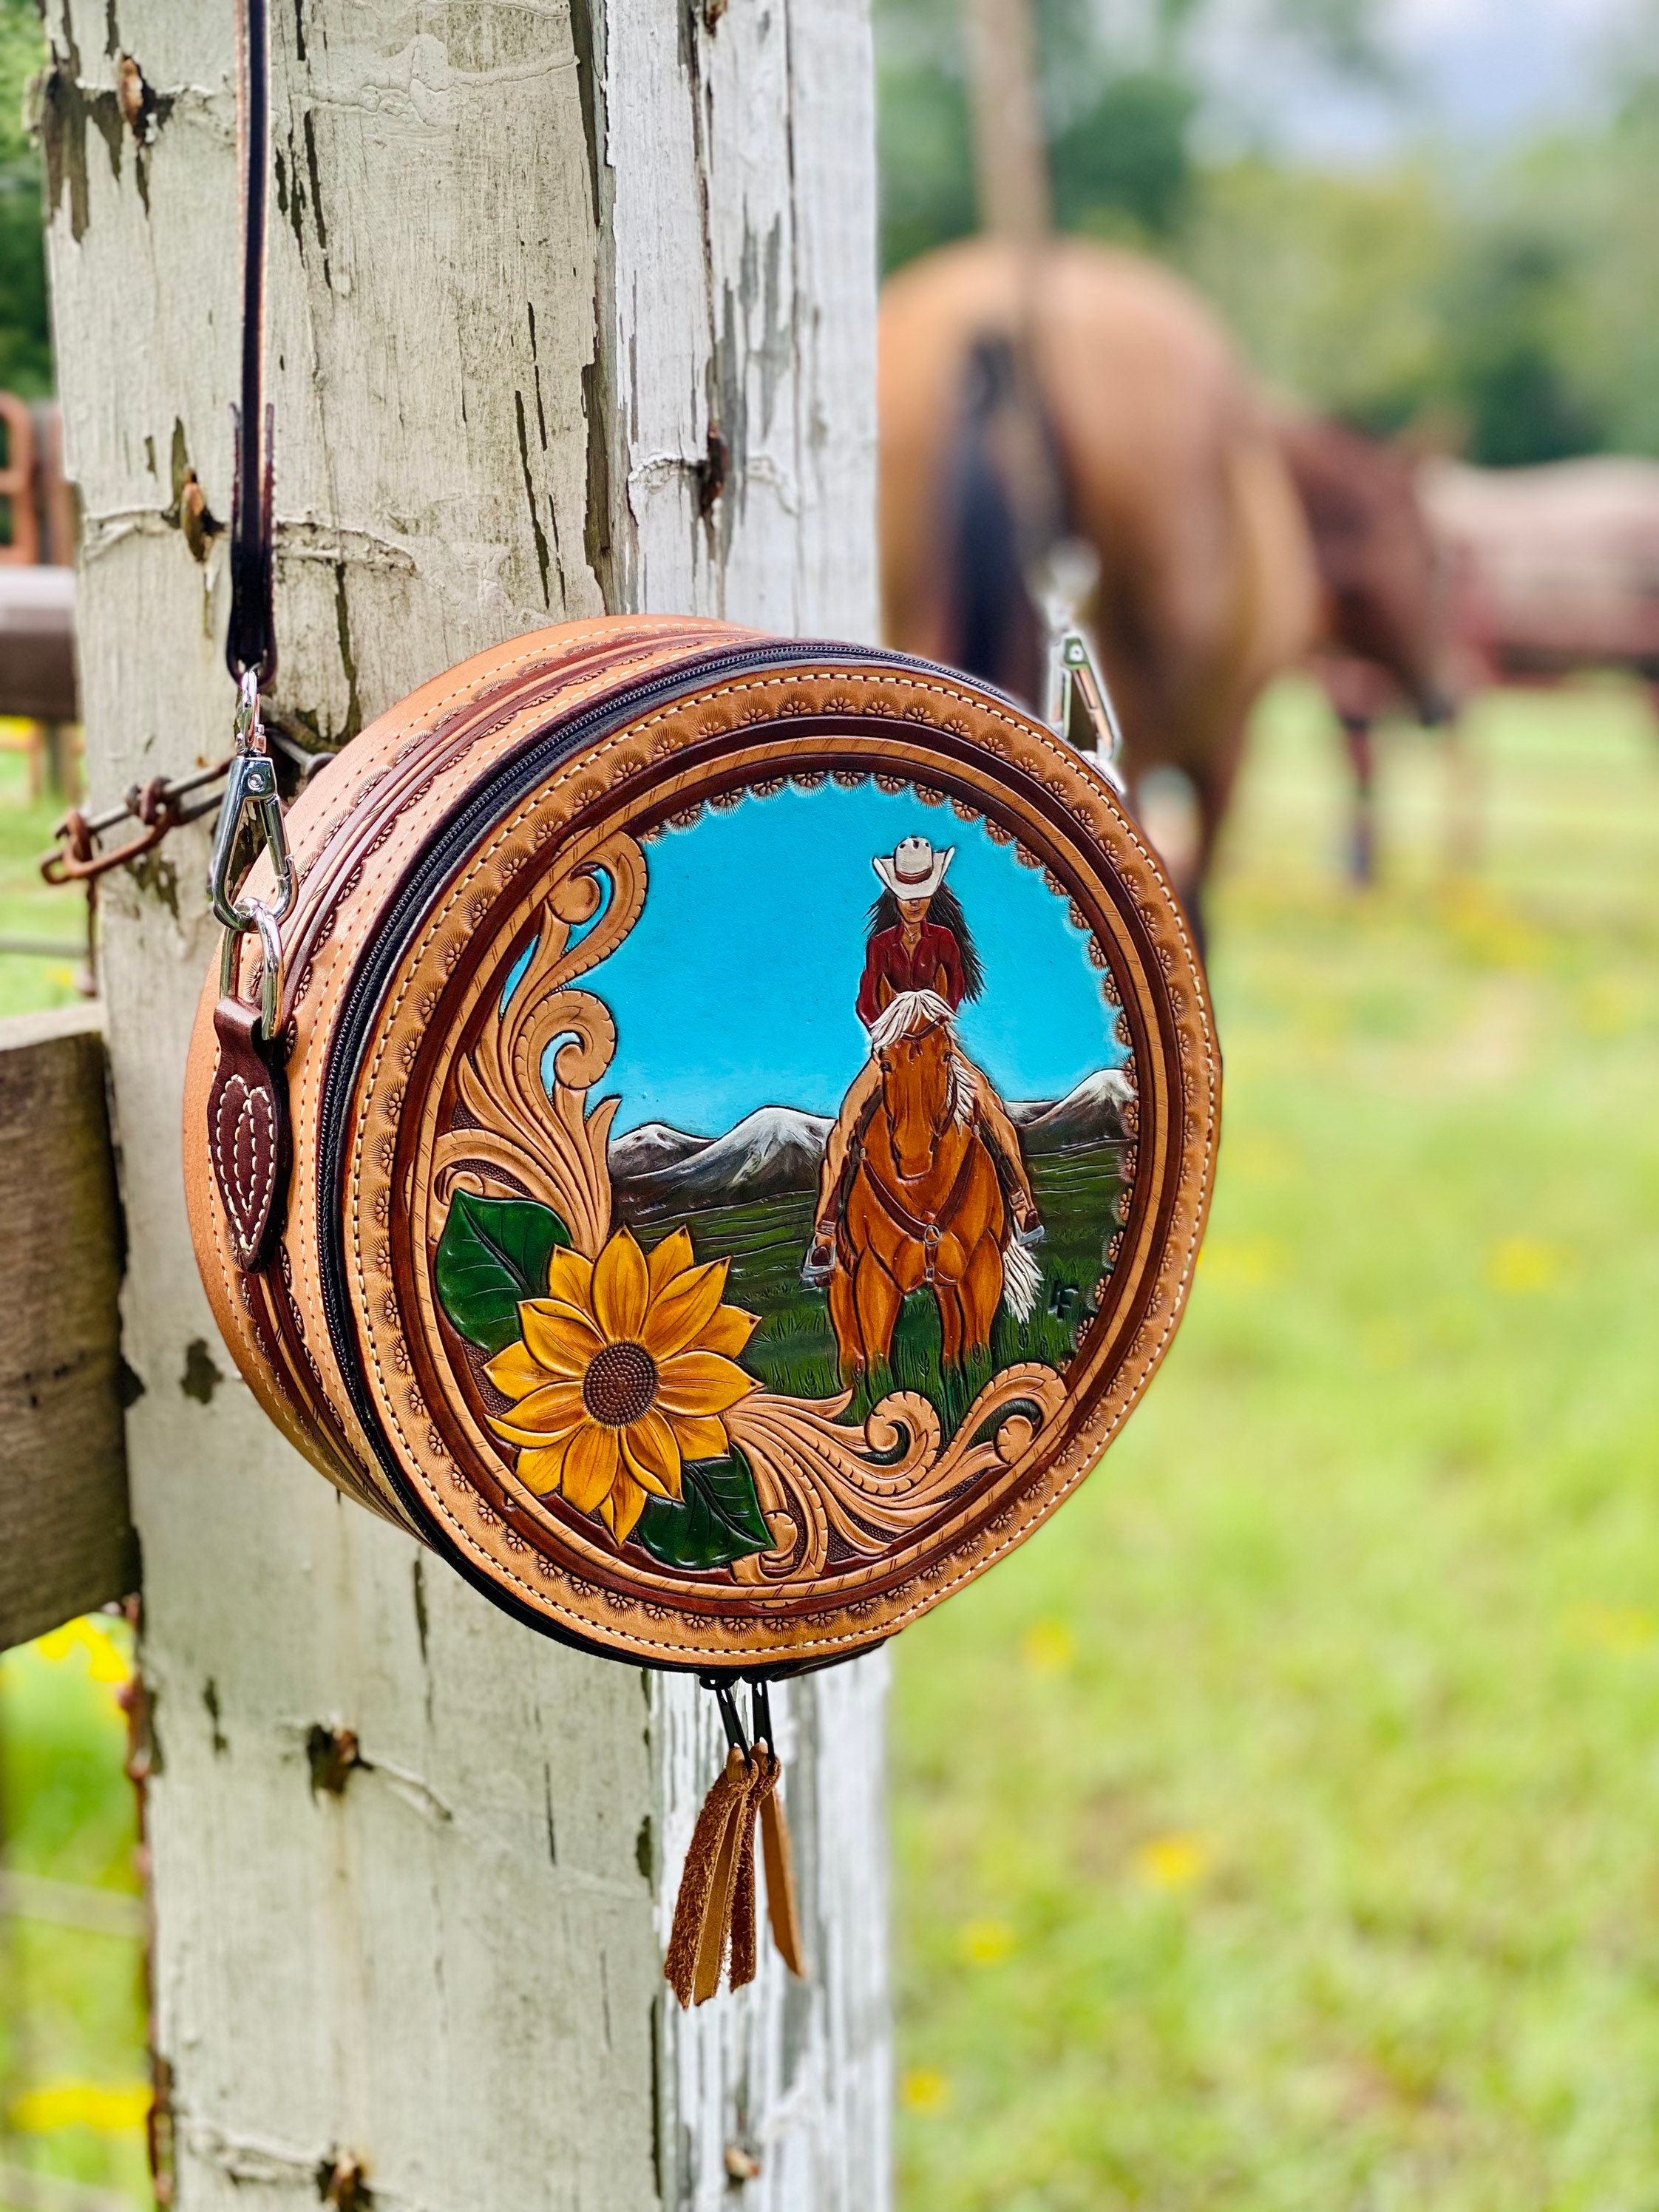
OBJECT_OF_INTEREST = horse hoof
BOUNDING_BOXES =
[800,1245,834,1288]
[1016,1221,1046,1249]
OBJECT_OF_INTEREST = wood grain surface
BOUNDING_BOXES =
[0,1004,133,1652]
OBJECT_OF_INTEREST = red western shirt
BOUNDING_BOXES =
[857,922,965,1028]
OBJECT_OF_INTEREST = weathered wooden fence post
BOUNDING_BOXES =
[39,4,886,2204]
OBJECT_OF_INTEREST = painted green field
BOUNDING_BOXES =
[893,678,1659,2211]
[631,1142,1127,1429]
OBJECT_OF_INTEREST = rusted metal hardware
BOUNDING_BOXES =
[39,711,324,892]
[41,759,232,886]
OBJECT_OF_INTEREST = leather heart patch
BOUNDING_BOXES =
[206,997,291,1272]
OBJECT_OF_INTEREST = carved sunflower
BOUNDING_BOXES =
[485,1225,759,1544]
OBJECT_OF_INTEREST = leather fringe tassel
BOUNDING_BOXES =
[665,1741,807,2007]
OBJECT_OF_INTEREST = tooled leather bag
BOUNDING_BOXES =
[184,0,1218,2009]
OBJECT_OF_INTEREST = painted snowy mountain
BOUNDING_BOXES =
[607,1120,708,1183]
[1018,1067,1135,1153]
[609,1068,1131,1212]
[612,1106,833,1210]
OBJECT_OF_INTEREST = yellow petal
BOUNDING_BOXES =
[698,1303,759,1358]
[621,1409,684,1500]
[484,1338,546,1401]
[520,1297,605,1377]
[667,1412,730,1463]
[647,1225,696,1295]
[656,1350,756,1417]
[640,1256,729,1361]
[518,1437,572,1495]
[562,1422,621,1514]
[546,1245,597,1312]
[593,1228,651,1341]
[487,1379,586,1444]
[601,1473,648,1545]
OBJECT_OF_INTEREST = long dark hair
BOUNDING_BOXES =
[866,880,985,1002]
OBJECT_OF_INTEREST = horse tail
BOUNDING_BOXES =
[1000,1237,1043,1323]
[941,334,1067,709]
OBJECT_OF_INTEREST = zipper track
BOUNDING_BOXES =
[313,637,1028,1660]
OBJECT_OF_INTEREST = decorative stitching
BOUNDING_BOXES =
[211,1073,274,1244]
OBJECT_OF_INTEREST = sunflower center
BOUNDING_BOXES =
[581,1339,659,1428]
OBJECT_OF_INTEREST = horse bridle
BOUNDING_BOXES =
[855,1130,983,1289]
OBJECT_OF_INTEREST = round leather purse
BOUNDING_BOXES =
[183,0,1218,2006]
[185,613,1217,1678]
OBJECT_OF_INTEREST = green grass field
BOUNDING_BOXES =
[0,736,90,1018]
[893,679,1659,2210]
[0,1618,150,2209]
[3,681,1658,2208]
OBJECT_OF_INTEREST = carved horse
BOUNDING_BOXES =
[827,991,1021,1379]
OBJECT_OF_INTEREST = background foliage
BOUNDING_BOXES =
[875,0,1659,465]
[0,0,50,397]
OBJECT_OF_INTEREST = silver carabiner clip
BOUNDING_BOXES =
[208,670,296,929]
[220,900,284,1039]
[208,669,296,1034]
[1031,537,1129,795]
[1050,629,1128,796]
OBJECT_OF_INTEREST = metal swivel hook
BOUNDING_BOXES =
[207,668,296,1034]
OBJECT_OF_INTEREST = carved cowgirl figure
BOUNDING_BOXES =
[803,836,1042,1286]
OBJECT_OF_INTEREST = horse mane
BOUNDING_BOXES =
[866,883,985,1002]
[866,989,972,1127]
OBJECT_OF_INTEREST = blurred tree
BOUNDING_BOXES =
[1182,159,1451,430]
[1051,72,1197,238]
[878,0,1209,267]
[1442,223,1604,466]
[1268,0,1398,84]
[875,0,1659,467]
[875,0,979,270]
[0,0,50,396]
[1512,79,1659,459]
[874,0,1400,269]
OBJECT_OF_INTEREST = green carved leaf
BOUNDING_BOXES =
[435,1192,571,1354]
[638,1448,772,1573]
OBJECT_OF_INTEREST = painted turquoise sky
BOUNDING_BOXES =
[583,782,1123,1136]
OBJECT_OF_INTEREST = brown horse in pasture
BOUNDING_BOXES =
[1276,415,1456,881]
[880,235,1320,931]
[828,997,1013,1380]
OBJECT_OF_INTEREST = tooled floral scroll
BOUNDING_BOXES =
[725,1364,1067,1586]
[432,830,648,1259]
[430,832,1071,1584]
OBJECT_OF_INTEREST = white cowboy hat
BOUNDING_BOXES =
[872,835,954,900]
